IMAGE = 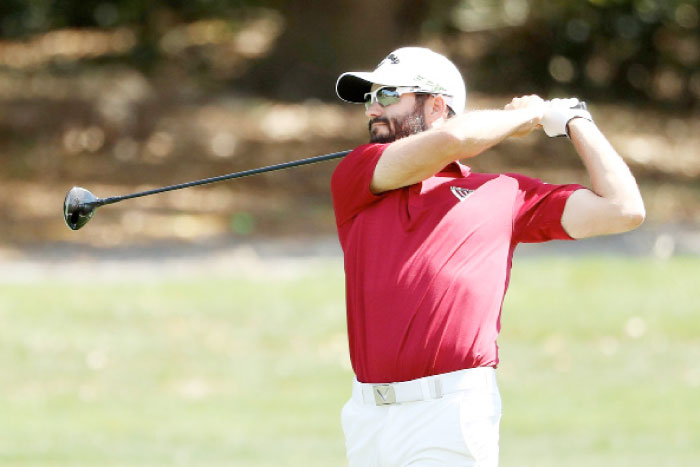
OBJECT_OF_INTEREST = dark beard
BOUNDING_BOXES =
[368,99,428,144]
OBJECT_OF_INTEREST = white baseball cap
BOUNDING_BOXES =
[336,47,466,115]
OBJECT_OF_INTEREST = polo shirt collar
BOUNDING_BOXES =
[438,161,471,178]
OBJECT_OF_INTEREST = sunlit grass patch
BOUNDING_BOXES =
[0,256,698,466]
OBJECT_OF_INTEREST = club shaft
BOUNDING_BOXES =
[96,149,352,206]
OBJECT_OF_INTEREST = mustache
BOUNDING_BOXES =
[368,117,391,132]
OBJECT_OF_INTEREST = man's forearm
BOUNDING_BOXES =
[372,107,541,193]
[568,119,644,214]
[561,118,645,237]
[443,107,542,158]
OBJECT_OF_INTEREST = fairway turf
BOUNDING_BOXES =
[0,256,698,466]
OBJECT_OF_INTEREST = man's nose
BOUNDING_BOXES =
[365,101,383,119]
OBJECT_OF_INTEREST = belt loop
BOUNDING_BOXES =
[419,378,430,400]
[433,378,443,399]
[423,377,443,400]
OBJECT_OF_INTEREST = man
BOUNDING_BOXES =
[330,47,645,466]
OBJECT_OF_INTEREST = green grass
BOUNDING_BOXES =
[500,256,700,467]
[0,257,698,466]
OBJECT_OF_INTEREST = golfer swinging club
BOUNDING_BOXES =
[331,47,645,466]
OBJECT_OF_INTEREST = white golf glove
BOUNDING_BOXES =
[541,98,593,138]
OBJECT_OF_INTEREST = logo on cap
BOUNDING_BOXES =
[414,75,448,94]
[378,53,400,67]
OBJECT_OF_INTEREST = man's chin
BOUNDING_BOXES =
[370,127,396,144]
[370,133,397,144]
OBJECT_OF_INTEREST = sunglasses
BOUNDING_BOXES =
[363,86,425,110]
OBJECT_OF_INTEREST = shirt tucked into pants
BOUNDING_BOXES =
[342,367,502,467]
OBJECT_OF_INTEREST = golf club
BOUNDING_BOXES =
[63,149,352,230]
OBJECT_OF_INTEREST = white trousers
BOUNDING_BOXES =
[341,367,501,467]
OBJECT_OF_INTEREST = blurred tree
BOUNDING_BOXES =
[443,0,700,109]
[0,0,697,107]
[237,0,433,101]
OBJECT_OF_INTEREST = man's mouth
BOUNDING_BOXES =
[368,118,394,143]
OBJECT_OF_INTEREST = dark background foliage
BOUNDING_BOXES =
[1,0,697,105]
[0,0,697,246]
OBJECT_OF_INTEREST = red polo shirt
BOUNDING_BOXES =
[331,143,584,383]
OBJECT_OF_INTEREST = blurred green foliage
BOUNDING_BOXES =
[450,0,700,109]
[0,1,260,34]
[0,0,697,107]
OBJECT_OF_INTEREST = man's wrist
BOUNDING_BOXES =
[509,107,543,137]
[566,117,594,138]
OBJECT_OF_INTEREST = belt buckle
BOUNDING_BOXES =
[373,384,396,405]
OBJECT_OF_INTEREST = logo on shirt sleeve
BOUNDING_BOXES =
[450,186,475,201]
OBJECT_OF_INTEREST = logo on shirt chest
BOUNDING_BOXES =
[450,186,475,201]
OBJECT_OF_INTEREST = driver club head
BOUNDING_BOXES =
[63,186,99,230]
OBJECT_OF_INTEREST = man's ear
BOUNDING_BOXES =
[426,95,448,124]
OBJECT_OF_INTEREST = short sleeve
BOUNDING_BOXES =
[331,143,389,227]
[509,173,586,244]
